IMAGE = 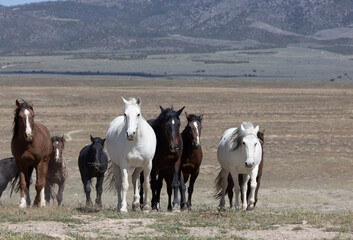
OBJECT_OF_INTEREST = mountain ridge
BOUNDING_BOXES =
[0,0,352,54]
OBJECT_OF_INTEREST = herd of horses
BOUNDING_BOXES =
[0,98,264,212]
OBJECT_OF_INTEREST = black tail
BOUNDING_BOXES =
[10,173,19,197]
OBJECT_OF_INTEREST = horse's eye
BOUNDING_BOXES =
[137,113,140,117]
[242,142,245,145]
[124,113,127,117]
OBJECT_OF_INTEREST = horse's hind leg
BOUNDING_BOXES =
[139,171,144,205]
[95,175,104,208]
[132,167,143,211]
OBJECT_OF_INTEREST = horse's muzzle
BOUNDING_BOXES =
[245,162,254,168]
[24,133,33,142]
[192,141,201,149]
[169,144,179,152]
[126,131,136,141]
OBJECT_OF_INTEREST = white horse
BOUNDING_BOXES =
[106,97,156,212]
[216,122,262,210]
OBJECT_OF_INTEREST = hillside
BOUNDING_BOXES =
[0,0,353,54]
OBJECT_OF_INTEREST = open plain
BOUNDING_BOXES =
[0,76,352,239]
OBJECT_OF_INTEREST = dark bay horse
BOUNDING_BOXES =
[180,112,203,209]
[0,157,17,199]
[45,135,68,206]
[141,106,185,211]
[11,100,52,208]
[215,129,265,210]
[78,135,108,208]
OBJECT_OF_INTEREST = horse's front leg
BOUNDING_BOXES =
[132,167,143,211]
[57,181,65,206]
[120,165,129,212]
[241,174,250,210]
[82,177,92,206]
[142,163,152,211]
[172,161,182,211]
[230,170,240,210]
[179,171,186,210]
[34,161,48,207]
[112,163,122,211]
[187,168,199,209]
[95,174,104,208]
[18,170,28,208]
[248,166,259,211]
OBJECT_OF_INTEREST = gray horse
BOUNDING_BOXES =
[0,157,17,198]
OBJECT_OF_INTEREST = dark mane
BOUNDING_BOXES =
[153,107,181,128]
[12,101,33,138]
[51,136,66,147]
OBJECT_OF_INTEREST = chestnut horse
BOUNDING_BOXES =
[179,112,203,209]
[141,106,185,211]
[45,135,68,206]
[11,100,52,208]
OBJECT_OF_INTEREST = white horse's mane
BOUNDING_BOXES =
[230,122,258,151]
[122,97,141,111]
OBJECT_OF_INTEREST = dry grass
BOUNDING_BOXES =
[0,76,352,239]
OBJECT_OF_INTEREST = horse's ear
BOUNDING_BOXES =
[176,106,185,116]
[159,105,165,112]
[185,112,190,119]
[15,99,20,108]
[102,138,106,146]
[198,114,204,122]
[240,124,245,132]
[29,101,34,108]
[254,125,259,133]
[137,97,141,106]
[90,135,94,142]
[62,134,65,140]
[121,97,128,105]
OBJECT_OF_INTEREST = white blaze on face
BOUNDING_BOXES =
[56,148,60,160]
[193,121,200,145]
[24,109,32,138]
[172,119,175,125]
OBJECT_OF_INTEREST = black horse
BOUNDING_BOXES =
[0,157,17,199]
[78,135,108,208]
[140,106,185,211]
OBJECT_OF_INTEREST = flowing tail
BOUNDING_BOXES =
[10,173,19,197]
[213,168,224,200]
[104,160,116,193]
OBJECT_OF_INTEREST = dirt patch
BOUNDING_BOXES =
[2,216,159,239]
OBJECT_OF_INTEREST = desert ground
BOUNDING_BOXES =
[0,76,352,239]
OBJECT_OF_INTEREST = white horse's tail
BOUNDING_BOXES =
[104,160,116,193]
[213,168,224,200]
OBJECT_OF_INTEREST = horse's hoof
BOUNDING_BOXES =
[247,205,255,211]
[242,204,247,210]
[218,206,225,212]
[119,208,128,213]
[132,202,141,211]
[142,204,151,212]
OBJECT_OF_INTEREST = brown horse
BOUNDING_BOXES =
[45,135,68,206]
[215,130,265,210]
[180,112,203,209]
[11,100,52,208]
[140,106,185,211]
